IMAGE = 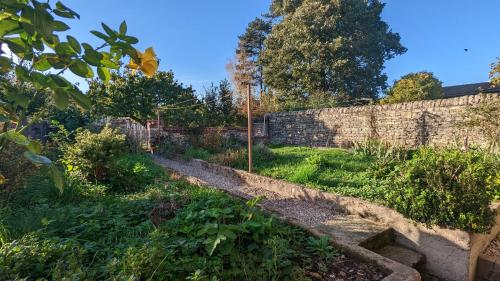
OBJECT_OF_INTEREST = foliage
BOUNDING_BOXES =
[88,71,198,126]
[353,139,412,161]
[383,71,443,104]
[490,57,500,86]
[0,143,35,190]
[182,147,213,161]
[109,153,164,192]
[386,148,499,233]
[201,80,241,127]
[290,154,325,184]
[261,0,406,109]
[62,126,127,182]
[233,17,273,96]
[0,0,156,188]
[0,170,340,280]
[462,98,500,153]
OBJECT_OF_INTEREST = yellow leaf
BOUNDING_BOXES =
[126,47,158,78]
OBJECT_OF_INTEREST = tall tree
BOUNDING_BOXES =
[383,72,443,104]
[88,71,198,127]
[237,18,273,96]
[261,0,406,109]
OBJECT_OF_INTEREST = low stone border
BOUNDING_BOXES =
[160,157,421,281]
[183,157,499,281]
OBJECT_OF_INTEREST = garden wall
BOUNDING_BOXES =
[266,93,500,148]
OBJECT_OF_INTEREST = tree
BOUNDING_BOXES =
[88,71,198,127]
[237,18,272,96]
[0,0,157,188]
[383,72,443,104]
[261,0,406,109]
[490,58,500,86]
[201,79,240,127]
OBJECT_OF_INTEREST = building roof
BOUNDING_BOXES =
[442,82,500,98]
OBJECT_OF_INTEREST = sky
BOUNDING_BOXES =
[61,0,500,96]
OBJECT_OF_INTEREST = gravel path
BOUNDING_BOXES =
[155,157,345,227]
[154,156,388,280]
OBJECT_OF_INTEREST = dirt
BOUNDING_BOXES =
[306,255,385,281]
[483,235,500,258]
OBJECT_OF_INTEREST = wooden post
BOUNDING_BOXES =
[247,84,253,173]
[157,109,160,153]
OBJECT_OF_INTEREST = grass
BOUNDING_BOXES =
[229,146,388,202]
[0,163,344,280]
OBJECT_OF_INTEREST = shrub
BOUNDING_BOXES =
[62,126,127,182]
[109,154,164,192]
[386,148,499,233]
[253,143,274,162]
[209,148,247,168]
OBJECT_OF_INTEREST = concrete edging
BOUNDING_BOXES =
[183,157,499,281]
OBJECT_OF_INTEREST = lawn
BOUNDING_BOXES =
[0,167,368,281]
[210,145,388,202]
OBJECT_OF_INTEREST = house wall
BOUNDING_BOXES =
[266,93,499,148]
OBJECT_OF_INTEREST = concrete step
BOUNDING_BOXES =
[313,215,393,246]
[375,245,425,269]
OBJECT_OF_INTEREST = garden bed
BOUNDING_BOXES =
[0,168,387,280]
[172,144,500,281]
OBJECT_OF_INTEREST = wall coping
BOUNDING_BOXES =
[268,93,500,117]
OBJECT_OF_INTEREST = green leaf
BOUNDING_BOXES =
[101,23,116,38]
[24,151,52,165]
[52,20,70,31]
[27,140,42,154]
[33,56,52,71]
[31,71,49,89]
[14,66,30,82]
[69,89,91,110]
[90,30,109,41]
[48,74,71,88]
[1,130,29,145]
[204,234,226,256]
[53,89,69,109]
[0,19,20,37]
[55,42,76,56]
[82,46,103,66]
[97,67,110,82]
[54,1,80,19]
[69,59,93,78]
[119,21,127,35]
[49,165,64,194]
[0,114,9,122]
[67,35,81,54]
[123,35,139,44]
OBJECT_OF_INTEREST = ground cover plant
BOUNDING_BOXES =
[0,164,383,281]
[180,142,499,233]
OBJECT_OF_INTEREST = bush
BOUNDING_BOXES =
[386,148,499,233]
[353,139,412,161]
[62,126,127,182]
[109,154,164,192]
[209,148,247,168]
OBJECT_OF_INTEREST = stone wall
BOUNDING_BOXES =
[267,93,499,148]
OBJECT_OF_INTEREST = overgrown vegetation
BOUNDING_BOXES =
[0,167,343,280]
[181,141,499,233]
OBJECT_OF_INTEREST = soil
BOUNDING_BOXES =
[483,235,500,258]
[306,255,385,281]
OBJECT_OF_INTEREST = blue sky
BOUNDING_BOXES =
[62,0,500,96]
